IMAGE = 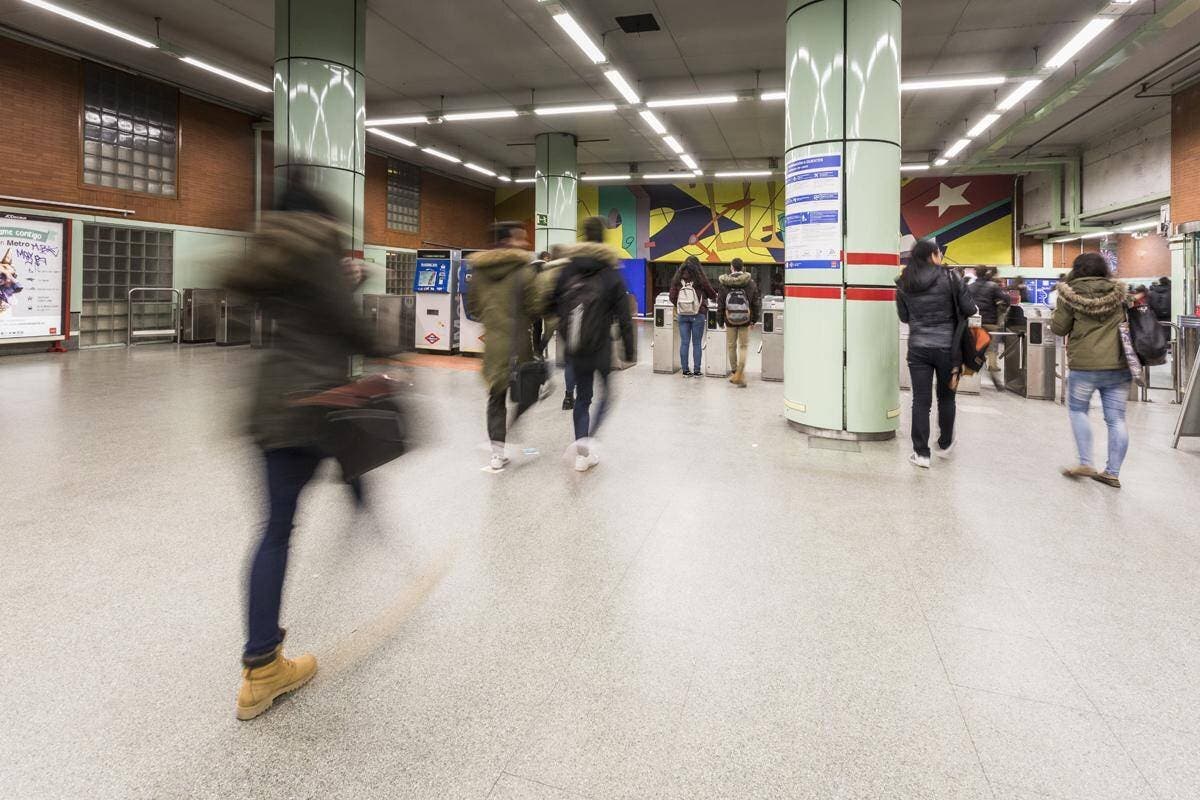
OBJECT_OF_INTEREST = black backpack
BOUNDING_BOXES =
[562,271,610,356]
[1127,305,1168,366]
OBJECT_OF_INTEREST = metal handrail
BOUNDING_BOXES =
[127,287,181,346]
[1163,321,1183,405]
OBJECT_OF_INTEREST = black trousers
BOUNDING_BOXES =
[487,384,537,445]
[907,346,957,458]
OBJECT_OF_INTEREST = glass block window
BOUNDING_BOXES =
[386,251,416,295]
[82,62,178,196]
[386,160,420,232]
[80,225,174,346]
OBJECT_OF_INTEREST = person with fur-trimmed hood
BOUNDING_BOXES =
[1051,252,1131,488]
[549,216,636,472]
[717,258,761,387]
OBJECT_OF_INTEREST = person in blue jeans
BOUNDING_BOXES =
[669,256,717,376]
[1051,252,1131,488]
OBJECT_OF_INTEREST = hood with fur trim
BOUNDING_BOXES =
[719,271,752,288]
[468,247,532,284]
[1058,277,1126,318]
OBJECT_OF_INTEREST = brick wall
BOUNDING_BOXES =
[0,38,255,230]
[1171,82,1200,228]
[363,152,493,250]
[1018,235,1044,268]
[1115,233,1170,279]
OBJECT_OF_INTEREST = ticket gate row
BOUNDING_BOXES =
[181,288,250,346]
[651,293,784,380]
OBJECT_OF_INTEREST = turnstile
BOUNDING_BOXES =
[704,306,728,378]
[1004,319,1057,400]
[251,303,275,349]
[653,292,681,374]
[363,293,415,355]
[761,295,784,382]
[216,291,251,346]
[181,288,219,343]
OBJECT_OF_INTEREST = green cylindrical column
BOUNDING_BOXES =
[274,0,366,253]
[783,0,901,439]
[535,133,578,252]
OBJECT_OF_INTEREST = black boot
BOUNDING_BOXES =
[562,393,574,411]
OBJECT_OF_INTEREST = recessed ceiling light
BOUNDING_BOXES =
[422,147,461,164]
[365,115,430,126]
[534,103,617,116]
[967,113,1002,138]
[639,110,667,134]
[641,173,690,180]
[464,163,496,177]
[899,164,931,172]
[581,174,631,182]
[514,177,536,184]
[1046,18,1115,69]
[1121,220,1158,232]
[760,90,786,102]
[943,138,972,159]
[662,136,685,154]
[714,170,774,177]
[497,175,513,183]
[901,75,1006,91]
[680,154,699,170]
[19,0,156,48]
[367,129,417,147]
[646,95,739,109]
[179,56,271,93]
[1080,231,1111,240]
[442,109,519,122]
[552,12,607,64]
[997,79,1042,111]
[933,158,949,167]
[604,70,640,105]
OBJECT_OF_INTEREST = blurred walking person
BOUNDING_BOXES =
[224,181,376,720]
[1052,252,1131,488]
[669,255,716,376]
[467,222,556,471]
[896,239,977,469]
[968,267,1009,371]
[717,258,761,387]
[551,217,636,471]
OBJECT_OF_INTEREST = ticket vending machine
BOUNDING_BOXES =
[457,249,485,355]
[414,248,460,353]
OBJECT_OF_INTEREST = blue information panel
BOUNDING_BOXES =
[414,258,451,293]
[1027,279,1057,305]
[785,154,842,270]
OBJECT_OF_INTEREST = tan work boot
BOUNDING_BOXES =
[733,371,747,388]
[236,646,317,721]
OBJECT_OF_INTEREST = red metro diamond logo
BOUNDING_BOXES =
[424,332,441,345]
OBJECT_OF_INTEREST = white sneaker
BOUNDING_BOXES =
[935,441,955,459]
[574,452,600,472]
[909,453,931,469]
[489,453,510,471]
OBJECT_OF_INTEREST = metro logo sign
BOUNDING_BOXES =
[424,332,441,345]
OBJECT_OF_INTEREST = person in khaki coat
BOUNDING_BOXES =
[467,221,560,470]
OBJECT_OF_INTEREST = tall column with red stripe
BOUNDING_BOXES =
[784,0,901,438]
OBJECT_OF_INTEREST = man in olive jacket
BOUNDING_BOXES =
[468,222,559,470]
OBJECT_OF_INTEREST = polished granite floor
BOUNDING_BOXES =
[1,341,1197,800]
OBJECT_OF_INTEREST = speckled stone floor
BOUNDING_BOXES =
[2,339,1197,800]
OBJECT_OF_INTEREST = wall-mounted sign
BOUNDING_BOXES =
[536,213,549,227]
[784,154,842,270]
[0,216,67,341]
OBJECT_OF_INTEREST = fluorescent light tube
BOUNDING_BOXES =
[1051,236,1080,243]
[368,129,417,147]
[365,115,429,126]
[20,0,156,48]
[692,170,704,176]
[714,170,773,177]
[1046,18,1115,69]
[581,174,631,182]
[497,175,513,183]
[442,109,518,122]
[464,163,496,177]
[641,173,690,180]
[180,56,271,92]
[662,136,685,154]
[760,90,786,101]
[422,147,461,164]
[515,178,536,184]
[680,154,699,170]
[639,110,667,134]
[552,12,607,64]
[933,158,949,167]
[646,95,739,109]
[1080,231,1111,240]
[604,70,640,105]
[900,164,931,172]
[997,79,1042,111]
[1122,220,1159,232]
[534,103,616,116]
[901,75,1006,91]
[967,113,1002,138]
[943,138,972,159]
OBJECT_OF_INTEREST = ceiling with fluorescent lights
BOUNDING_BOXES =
[2,0,1199,182]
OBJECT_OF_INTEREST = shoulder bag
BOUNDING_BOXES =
[507,269,549,405]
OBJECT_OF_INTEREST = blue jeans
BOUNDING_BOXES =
[678,314,705,372]
[1068,369,1131,476]
[571,363,610,444]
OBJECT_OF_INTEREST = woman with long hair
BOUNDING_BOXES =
[669,256,717,376]
[896,239,977,468]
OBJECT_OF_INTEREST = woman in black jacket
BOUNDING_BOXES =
[896,239,977,469]
[668,256,717,376]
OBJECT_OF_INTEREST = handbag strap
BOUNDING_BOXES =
[507,267,526,368]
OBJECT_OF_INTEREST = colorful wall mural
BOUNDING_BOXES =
[496,174,1015,266]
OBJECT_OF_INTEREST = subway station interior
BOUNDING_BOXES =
[3,0,1200,798]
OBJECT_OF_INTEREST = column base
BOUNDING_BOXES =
[787,420,896,442]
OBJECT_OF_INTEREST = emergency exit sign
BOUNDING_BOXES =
[536,213,549,226]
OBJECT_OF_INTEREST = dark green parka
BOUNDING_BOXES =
[1050,276,1127,372]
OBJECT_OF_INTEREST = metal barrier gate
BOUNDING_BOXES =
[127,287,181,346]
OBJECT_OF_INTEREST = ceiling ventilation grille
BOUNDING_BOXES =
[615,13,660,34]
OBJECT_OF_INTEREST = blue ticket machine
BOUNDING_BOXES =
[458,249,485,355]
[414,249,460,353]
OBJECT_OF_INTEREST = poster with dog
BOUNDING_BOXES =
[0,216,65,341]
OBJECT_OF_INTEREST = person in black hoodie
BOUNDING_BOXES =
[551,216,636,472]
[1148,277,1171,322]
[968,267,1010,371]
[896,239,977,469]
